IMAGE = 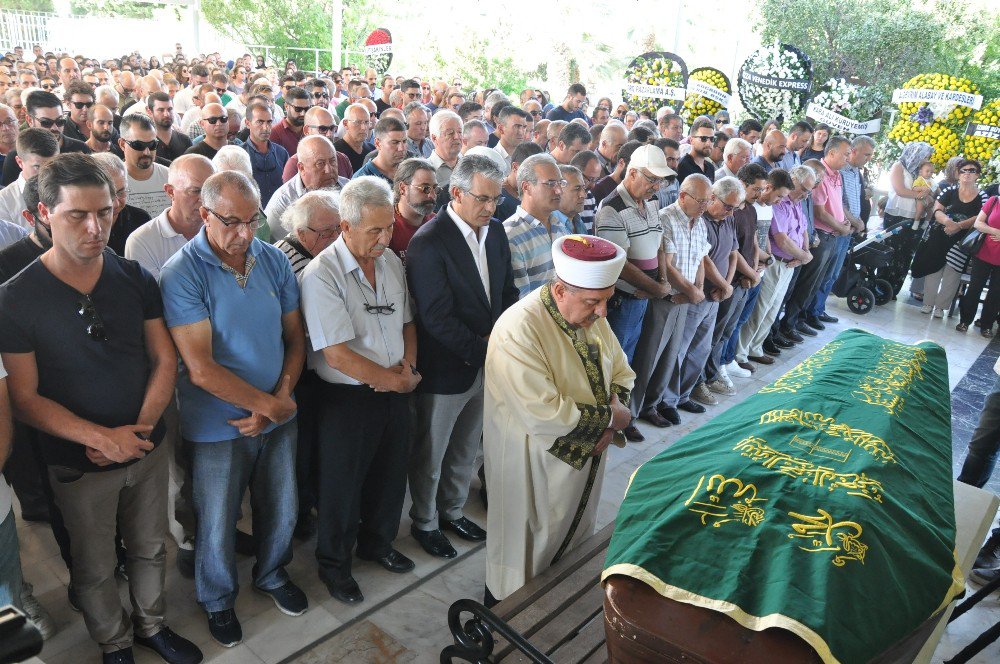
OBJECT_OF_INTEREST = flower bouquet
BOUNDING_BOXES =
[681,67,731,124]
[886,119,961,168]
[962,99,1000,179]
[806,78,883,136]
[621,51,688,118]
[895,73,980,127]
[737,42,812,121]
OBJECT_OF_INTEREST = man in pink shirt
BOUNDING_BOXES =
[777,136,852,338]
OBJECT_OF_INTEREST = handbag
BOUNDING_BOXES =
[958,196,998,257]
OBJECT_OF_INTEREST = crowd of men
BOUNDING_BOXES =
[0,43,890,664]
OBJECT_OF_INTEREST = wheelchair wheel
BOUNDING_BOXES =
[872,278,894,306]
[847,286,874,314]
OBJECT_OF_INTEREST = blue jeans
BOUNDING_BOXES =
[809,235,852,317]
[606,293,648,364]
[958,374,1000,489]
[190,418,298,613]
[722,282,762,365]
[0,509,23,610]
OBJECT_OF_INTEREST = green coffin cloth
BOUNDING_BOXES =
[603,329,964,664]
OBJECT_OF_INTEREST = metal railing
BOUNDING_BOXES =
[0,10,63,54]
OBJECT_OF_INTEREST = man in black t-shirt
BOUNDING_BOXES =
[0,154,201,664]
[676,117,718,185]
[1,90,92,186]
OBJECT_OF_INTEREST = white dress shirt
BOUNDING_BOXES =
[446,204,491,303]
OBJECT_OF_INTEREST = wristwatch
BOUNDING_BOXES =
[764,256,774,266]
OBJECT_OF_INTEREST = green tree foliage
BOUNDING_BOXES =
[433,47,529,96]
[754,0,1000,99]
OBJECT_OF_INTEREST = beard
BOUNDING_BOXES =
[137,155,153,169]
[93,129,112,143]
[288,115,305,127]
[410,199,435,216]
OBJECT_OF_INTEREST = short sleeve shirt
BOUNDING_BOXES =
[159,227,300,442]
[770,198,807,260]
[658,202,710,294]
[299,235,413,385]
[595,183,663,294]
[703,215,739,295]
[812,159,845,232]
[0,251,164,471]
[733,204,759,277]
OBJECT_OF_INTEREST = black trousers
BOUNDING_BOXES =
[781,231,839,331]
[293,370,324,517]
[315,383,410,586]
[960,257,1000,329]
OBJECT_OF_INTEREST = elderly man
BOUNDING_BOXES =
[0,153,201,664]
[596,122,626,177]
[299,177,421,605]
[335,103,375,173]
[777,137,852,339]
[407,155,519,559]
[0,129,58,226]
[147,92,192,163]
[403,101,432,158]
[492,106,529,169]
[735,167,810,368]
[461,119,489,155]
[555,164,592,234]
[266,135,349,240]
[241,101,289,207]
[676,117,716,183]
[752,130,787,173]
[2,90,92,186]
[387,158,437,261]
[428,109,462,187]
[659,113,683,142]
[627,174,711,439]
[777,120,813,171]
[569,150,602,231]
[353,116,407,183]
[715,137,752,181]
[0,103,16,170]
[281,106,353,182]
[184,103,229,160]
[117,114,170,218]
[594,145,674,363]
[550,122,591,165]
[160,171,308,647]
[484,234,633,603]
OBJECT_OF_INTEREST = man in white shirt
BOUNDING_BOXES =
[0,128,57,226]
[118,114,170,218]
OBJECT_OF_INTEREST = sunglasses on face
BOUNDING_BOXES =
[959,168,980,174]
[41,83,54,90]
[204,115,228,125]
[70,100,94,110]
[124,138,158,152]
[214,87,227,95]
[32,115,67,128]
[693,135,715,143]
[312,91,329,99]
[289,105,309,114]
[307,124,335,133]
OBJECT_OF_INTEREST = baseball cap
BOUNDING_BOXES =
[629,144,676,178]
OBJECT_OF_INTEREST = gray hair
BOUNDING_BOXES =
[633,119,658,135]
[679,173,712,194]
[393,157,437,202]
[212,145,253,179]
[451,154,504,192]
[402,100,427,120]
[712,175,746,202]
[851,135,876,149]
[340,175,393,227]
[559,164,582,180]
[462,119,487,140]
[95,84,118,105]
[429,109,461,138]
[516,152,559,191]
[484,90,509,113]
[202,170,261,210]
[723,137,752,159]
[91,151,126,179]
[281,189,340,234]
[388,89,404,107]
[825,135,851,155]
[789,164,817,187]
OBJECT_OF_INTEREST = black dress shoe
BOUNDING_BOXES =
[326,577,364,605]
[678,400,706,414]
[623,424,645,442]
[410,526,457,559]
[762,340,782,356]
[771,335,794,349]
[134,627,203,664]
[656,403,681,425]
[442,516,486,542]
[639,410,671,427]
[361,548,415,573]
[818,313,838,323]
[795,321,817,337]
[804,316,825,331]
[783,328,804,343]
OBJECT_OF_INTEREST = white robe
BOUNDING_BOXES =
[484,288,635,600]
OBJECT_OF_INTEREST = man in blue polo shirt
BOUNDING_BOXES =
[159,170,308,649]
[353,116,407,184]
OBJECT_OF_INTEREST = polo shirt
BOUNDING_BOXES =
[159,227,300,442]
[595,183,663,295]
[659,202,710,294]
[126,163,171,219]
[428,151,458,187]
[299,235,413,384]
[124,209,189,280]
[770,198,807,261]
[812,159,845,234]
[269,117,303,157]
[157,130,193,163]
[243,139,290,207]
[703,214,739,296]
[353,159,392,183]
[733,204,759,281]
[676,153,716,184]
[334,138,375,174]
[503,206,580,298]
[0,250,165,471]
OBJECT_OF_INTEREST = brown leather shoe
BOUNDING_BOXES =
[736,361,757,374]
[748,355,775,365]
[623,425,645,442]
[640,410,672,427]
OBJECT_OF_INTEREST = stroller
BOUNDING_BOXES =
[832,220,909,314]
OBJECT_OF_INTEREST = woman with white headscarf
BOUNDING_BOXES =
[877,142,934,295]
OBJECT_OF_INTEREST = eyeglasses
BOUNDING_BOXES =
[31,115,67,128]
[538,179,568,189]
[364,302,396,315]
[123,138,158,152]
[70,100,94,110]
[684,193,710,206]
[307,124,335,133]
[203,115,228,125]
[637,170,663,186]
[288,105,309,114]
[959,168,980,175]
[528,110,542,117]
[693,135,715,143]
[305,225,339,239]
[312,91,329,99]
[465,192,503,206]
[410,183,439,195]
[715,198,737,213]
[77,294,107,342]
[206,206,263,231]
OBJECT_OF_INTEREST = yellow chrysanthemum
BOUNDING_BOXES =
[681,67,731,124]
[962,99,1000,164]
[887,119,961,168]
[898,73,980,127]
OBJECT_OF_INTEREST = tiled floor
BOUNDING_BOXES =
[16,289,1000,663]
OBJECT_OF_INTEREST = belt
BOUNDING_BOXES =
[816,229,837,238]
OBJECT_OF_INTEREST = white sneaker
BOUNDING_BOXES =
[920,304,933,314]
[707,379,736,396]
[691,382,719,405]
[726,361,752,378]
[717,365,733,387]
[933,308,944,319]
[20,582,55,640]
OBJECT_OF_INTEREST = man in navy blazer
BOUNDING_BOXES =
[405,154,518,558]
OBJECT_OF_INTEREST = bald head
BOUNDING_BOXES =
[118,71,136,90]
[304,105,335,134]
[762,129,787,163]
[140,75,162,98]
[298,134,334,159]
[599,123,626,161]
[297,135,338,190]
[168,153,215,185]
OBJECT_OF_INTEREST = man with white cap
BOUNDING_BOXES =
[594,143,675,364]
[483,234,635,605]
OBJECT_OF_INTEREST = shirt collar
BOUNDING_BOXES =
[447,203,488,243]
[155,209,182,239]
[190,224,262,268]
